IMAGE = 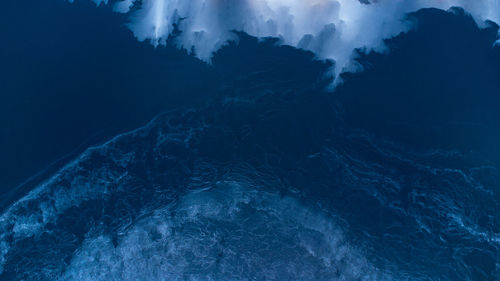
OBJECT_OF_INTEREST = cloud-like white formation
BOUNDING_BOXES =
[89,0,499,79]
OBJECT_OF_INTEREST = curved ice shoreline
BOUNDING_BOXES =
[1,109,385,280]
[1,90,499,279]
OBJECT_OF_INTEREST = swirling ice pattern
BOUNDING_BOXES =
[1,94,498,280]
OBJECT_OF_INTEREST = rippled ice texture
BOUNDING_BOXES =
[0,91,498,280]
[60,182,388,280]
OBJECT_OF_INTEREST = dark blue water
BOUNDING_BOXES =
[0,2,499,280]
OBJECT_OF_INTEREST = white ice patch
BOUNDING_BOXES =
[79,0,499,81]
[59,181,393,280]
[113,0,135,13]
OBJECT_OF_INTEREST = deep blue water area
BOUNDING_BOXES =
[339,8,500,160]
[0,0,325,208]
[0,2,499,280]
[0,0,213,197]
